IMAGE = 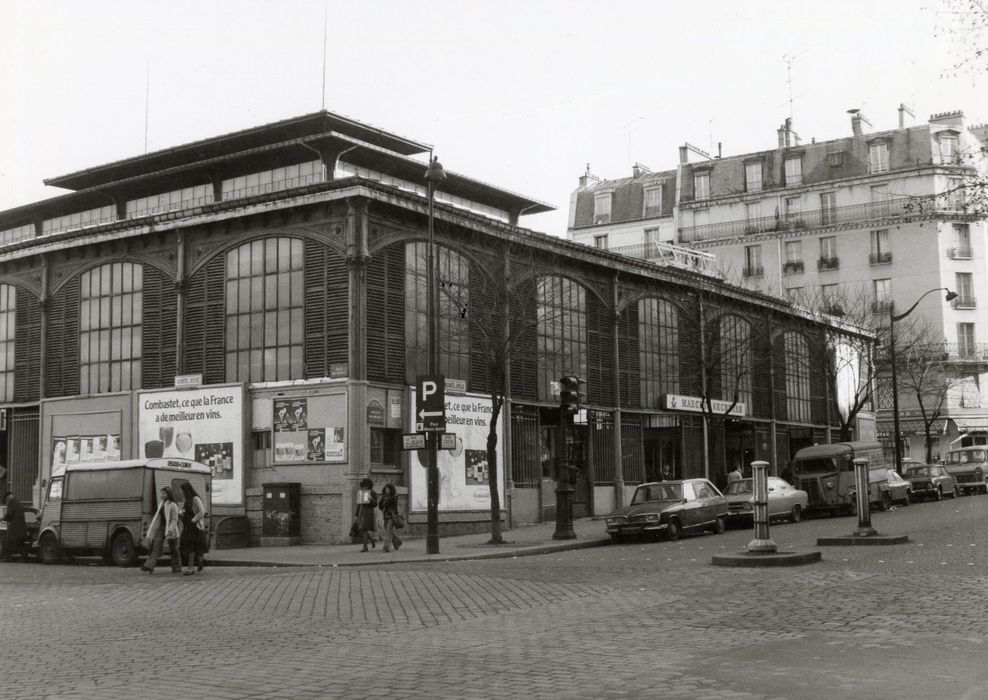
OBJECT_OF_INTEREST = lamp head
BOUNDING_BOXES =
[945,290,959,302]
[424,156,447,187]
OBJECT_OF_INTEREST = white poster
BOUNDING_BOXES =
[409,390,505,512]
[138,385,245,506]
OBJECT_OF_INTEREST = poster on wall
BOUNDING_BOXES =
[51,433,121,477]
[408,390,504,513]
[138,385,245,506]
[273,397,346,463]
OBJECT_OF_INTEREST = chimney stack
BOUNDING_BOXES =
[679,145,689,164]
[777,124,787,148]
[848,109,870,136]
[632,164,641,178]
[578,163,591,188]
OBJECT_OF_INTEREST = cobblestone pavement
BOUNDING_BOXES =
[3,495,988,699]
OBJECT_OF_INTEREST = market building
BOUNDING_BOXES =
[0,111,870,545]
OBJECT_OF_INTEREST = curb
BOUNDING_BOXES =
[208,537,612,568]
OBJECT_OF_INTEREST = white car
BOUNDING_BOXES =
[723,477,809,524]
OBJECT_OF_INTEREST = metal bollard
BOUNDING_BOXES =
[853,457,877,537]
[747,461,777,553]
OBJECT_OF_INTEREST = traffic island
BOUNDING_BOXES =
[816,533,909,546]
[712,549,822,567]
[815,458,910,547]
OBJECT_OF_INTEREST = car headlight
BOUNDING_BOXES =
[605,518,619,525]
[645,513,660,522]
[742,502,753,511]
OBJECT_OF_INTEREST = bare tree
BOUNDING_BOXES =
[935,0,988,78]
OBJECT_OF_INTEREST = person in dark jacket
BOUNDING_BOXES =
[378,483,403,553]
[354,478,378,552]
[2,491,29,562]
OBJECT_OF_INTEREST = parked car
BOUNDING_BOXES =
[942,447,988,495]
[605,479,728,542]
[903,463,959,500]
[0,504,39,560]
[884,470,912,506]
[723,477,809,525]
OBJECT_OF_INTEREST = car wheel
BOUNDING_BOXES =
[666,519,681,542]
[790,504,802,523]
[880,492,893,512]
[935,486,943,501]
[38,533,61,565]
[110,531,138,567]
[712,516,726,535]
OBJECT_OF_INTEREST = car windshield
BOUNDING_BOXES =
[632,483,682,504]
[725,480,753,495]
[947,450,986,465]
[905,467,932,477]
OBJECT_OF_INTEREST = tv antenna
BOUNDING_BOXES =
[782,51,806,122]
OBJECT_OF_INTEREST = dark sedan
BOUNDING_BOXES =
[904,464,959,500]
[605,479,728,542]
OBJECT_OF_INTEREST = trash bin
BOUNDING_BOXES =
[261,482,301,546]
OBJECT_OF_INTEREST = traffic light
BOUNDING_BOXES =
[559,375,582,415]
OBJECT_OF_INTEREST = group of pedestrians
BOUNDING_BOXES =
[142,482,208,575]
[353,478,403,552]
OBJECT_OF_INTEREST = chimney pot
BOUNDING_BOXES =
[679,146,689,164]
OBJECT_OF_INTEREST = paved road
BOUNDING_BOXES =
[3,494,988,699]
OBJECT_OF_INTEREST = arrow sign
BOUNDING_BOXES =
[415,374,446,432]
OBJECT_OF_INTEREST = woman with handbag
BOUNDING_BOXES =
[378,482,403,552]
[355,478,378,552]
[142,487,182,574]
[178,482,208,575]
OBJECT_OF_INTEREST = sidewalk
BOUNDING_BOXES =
[208,517,610,567]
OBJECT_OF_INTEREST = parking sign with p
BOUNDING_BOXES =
[415,374,446,432]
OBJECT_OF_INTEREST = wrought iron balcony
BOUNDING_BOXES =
[742,265,764,278]
[947,247,973,259]
[952,295,977,309]
[869,251,893,265]
[782,260,804,274]
[679,196,963,243]
[817,257,840,271]
[934,342,988,362]
[871,300,895,314]
[608,240,723,278]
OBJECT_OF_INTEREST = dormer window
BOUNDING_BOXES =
[744,161,763,192]
[784,157,802,186]
[869,142,889,174]
[939,133,960,164]
[593,192,612,224]
[643,186,663,217]
[693,172,710,200]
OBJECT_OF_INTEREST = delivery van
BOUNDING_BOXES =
[791,442,891,515]
[35,458,211,566]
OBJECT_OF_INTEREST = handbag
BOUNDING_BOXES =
[349,520,360,538]
[393,513,405,529]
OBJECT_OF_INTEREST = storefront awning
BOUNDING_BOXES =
[876,419,946,439]
[948,418,988,434]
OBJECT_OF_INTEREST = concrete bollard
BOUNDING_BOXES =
[747,461,777,553]
[853,457,878,537]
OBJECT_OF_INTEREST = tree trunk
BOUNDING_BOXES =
[486,399,504,544]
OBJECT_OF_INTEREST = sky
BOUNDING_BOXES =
[0,0,984,237]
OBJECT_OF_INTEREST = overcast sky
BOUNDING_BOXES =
[1,0,983,236]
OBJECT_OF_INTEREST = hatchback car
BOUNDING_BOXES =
[903,464,959,500]
[723,477,809,525]
[604,479,728,542]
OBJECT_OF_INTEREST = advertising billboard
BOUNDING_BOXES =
[138,385,245,506]
[409,390,504,513]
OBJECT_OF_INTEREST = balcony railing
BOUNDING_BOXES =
[869,251,893,265]
[608,240,723,278]
[933,343,988,363]
[742,265,764,278]
[952,296,977,309]
[782,260,804,274]
[871,300,895,314]
[679,196,964,243]
[817,256,840,271]
[948,247,973,259]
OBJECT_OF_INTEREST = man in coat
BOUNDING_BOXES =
[2,491,29,562]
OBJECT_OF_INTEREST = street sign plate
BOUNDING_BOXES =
[402,433,426,450]
[415,374,446,432]
[440,433,456,450]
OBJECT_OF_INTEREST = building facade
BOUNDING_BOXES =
[0,111,865,545]
[569,108,988,462]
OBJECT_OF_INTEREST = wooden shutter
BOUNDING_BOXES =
[809,330,828,425]
[45,277,80,397]
[587,293,615,406]
[508,278,537,401]
[303,240,347,378]
[141,265,178,389]
[678,299,701,396]
[752,329,777,420]
[468,262,498,394]
[366,244,404,383]
[184,255,225,384]
[14,287,42,401]
[618,302,639,408]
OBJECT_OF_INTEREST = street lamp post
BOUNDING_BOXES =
[888,287,957,472]
[424,155,446,555]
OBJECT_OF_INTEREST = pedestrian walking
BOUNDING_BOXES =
[727,464,743,484]
[2,491,29,562]
[378,483,403,552]
[179,482,208,575]
[355,477,378,552]
[142,487,182,574]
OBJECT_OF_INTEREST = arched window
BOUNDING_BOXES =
[0,285,14,401]
[80,263,142,393]
[537,277,586,401]
[719,315,752,408]
[225,238,304,382]
[405,243,470,380]
[785,332,812,422]
[638,298,679,406]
